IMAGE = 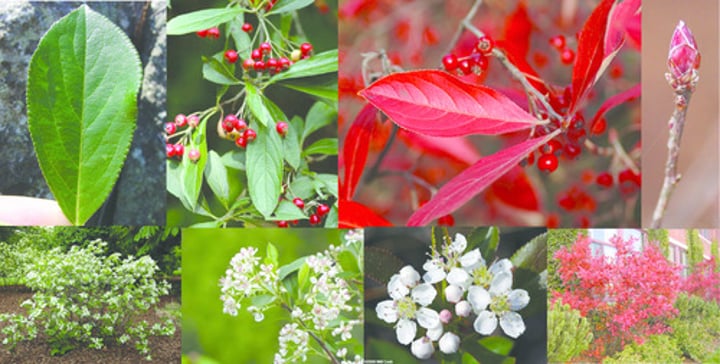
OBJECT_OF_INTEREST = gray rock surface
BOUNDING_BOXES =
[0,0,166,225]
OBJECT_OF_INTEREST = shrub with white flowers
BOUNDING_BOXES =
[0,239,175,360]
[375,229,543,361]
[219,230,364,364]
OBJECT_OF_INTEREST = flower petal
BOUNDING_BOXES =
[489,271,513,296]
[410,336,434,359]
[422,268,446,284]
[467,286,490,312]
[388,274,409,300]
[499,311,526,338]
[449,233,467,254]
[473,310,498,335]
[396,318,417,345]
[411,283,437,306]
[376,300,398,323]
[489,258,513,275]
[459,248,484,268]
[447,267,471,288]
[399,265,421,287]
[438,332,460,354]
[508,289,530,311]
[427,322,444,341]
[416,307,440,329]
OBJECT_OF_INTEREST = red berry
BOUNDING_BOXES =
[541,139,562,155]
[275,121,289,136]
[244,128,257,142]
[174,114,188,127]
[235,136,247,148]
[549,35,566,49]
[316,204,330,216]
[300,42,313,55]
[173,143,184,157]
[293,197,305,209]
[277,220,289,228]
[437,214,455,226]
[442,54,458,72]
[166,143,175,158]
[251,49,263,61]
[309,214,320,225]
[475,35,494,55]
[242,23,253,33]
[207,27,220,39]
[222,119,235,133]
[459,59,472,75]
[526,151,535,166]
[609,64,623,79]
[560,48,575,65]
[472,53,489,71]
[260,42,272,54]
[563,143,582,159]
[164,122,176,135]
[224,49,239,63]
[537,154,559,172]
[596,172,614,187]
[242,58,255,70]
[233,118,247,132]
[266,58,279,69]
[188,115,199,128]
[254,61,266,72]
[188,149,201,162]
[196,29,208,38]
[590,118,607,135]
[279,57,291,69]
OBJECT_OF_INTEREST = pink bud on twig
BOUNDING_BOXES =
[667,20,700,89]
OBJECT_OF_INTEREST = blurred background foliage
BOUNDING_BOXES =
[181,228,343,364]
[167,0,339,227]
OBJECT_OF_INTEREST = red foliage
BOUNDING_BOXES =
[684,257,720,304]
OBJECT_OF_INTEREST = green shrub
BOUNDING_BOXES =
[548,299,593,363]
[668,293,720,361]
[603,334,682,364]
[0,240,174,360]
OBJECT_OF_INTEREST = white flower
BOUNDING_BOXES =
[455,300,471,317]
[449,233,467,253]
[444,284,463,303]
[422,258,446,284]
[426,321,443,341]
[438,332,460,354]
[447,267,471,289]
[399,265,421,287]
[410,336,434,359]
[376,281,440,345]
[470,271,529,338]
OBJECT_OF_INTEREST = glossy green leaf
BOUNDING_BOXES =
[175,119,209,212]
[167,7,244,35]
[228,15,251,59]
[479,336,514,356]
[204,150,230,206]
[510,233,547,273]
[324,205,338,228]
[303,101,337,142]
[461,336,513,364]
[283,118,302,170]
[468,227,500,261]
[267,0,315,15]
[289,176,315,200]
[221,150,245,170]
[337,250,359,274]
[246,82,272,126]
[202,54,241,85]
[246,124,283,218]
[462,353,481,364]
[269,49,338,83]
[302,138,338,156]
[265,242,279,267]
[27,5,142,225]
[267,200,306,221]
[278,257,306,280]
[250,294,276,309]
[280,76,338,102]
[297,262,310,293]
[313,173,338,198]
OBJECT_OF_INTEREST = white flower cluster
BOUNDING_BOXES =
[219,247,277,319]
[274,323,309,364]
[376,233,529,359]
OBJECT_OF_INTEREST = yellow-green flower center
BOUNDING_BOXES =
[490,293,509,314]
[471,266,492,289]
[396,296,417,319]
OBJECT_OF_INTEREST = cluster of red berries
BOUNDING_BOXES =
[221,114,290,148]
[234,42,313,76]
[196,27,220,39]
[549,35,575,65]
[441,35,494,76]
[166,113,201,161]
[277,199,331,227]
[527,111,587,173]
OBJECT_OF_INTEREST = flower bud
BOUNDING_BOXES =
[455,300,471,317]
[439,309,453,324]
[410,336,434,359]
[667,20,700,86]
[438,332,461,354]
[444,284,463,303]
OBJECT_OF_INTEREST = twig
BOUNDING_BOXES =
[442,0,483,57]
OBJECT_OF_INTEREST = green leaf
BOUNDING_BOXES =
[280,76,338,102]
[27,5,142,225]
[313,174,338,198]
[297,262,310,294]
[510,233,547,273]
[265,242,279,267]
[324,205,338,228]
[303,101,337,142]
[189,220,222,228]
[167,7,244,35]
[302,138,338,156]
[246,124,283,218]
[461,335,514,364]
[204,150,230,206]
[468,227,500,260]
[267,200,306,221]
[462,353,481,364]
[278,257,306,280]
[367,338,417,363]
[175,119,209,211]
[202,54,241,85]
[289,176,315,200]
[337,250,359,274]
[228,15,251,59]
[267,0,315,15]
[246,82,272,126]
[479,336,514,356]
[283,119,302,170]
[269,50,338,83]
[250,294,276,309]
[221,150,245,170]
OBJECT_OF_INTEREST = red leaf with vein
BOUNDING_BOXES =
[568,0,615,114]
[359,70,541,137]
[604,0,641,56]
[501,2,532,61]
[589,84,640,132]
[339,200,392,228]
[341,104,377,200]
[398,130,481,166]
[407,130,561,226]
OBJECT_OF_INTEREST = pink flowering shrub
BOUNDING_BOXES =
[552,234,682,358]
[684,257,720,304]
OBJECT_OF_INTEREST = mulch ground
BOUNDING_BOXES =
[0,287,181,363]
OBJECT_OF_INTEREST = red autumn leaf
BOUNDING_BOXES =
[488,166,540,211]
[398,130,481,166]
[359,70,542,137]
[568,0,615,114]
[341,104,378,200]
[589,84,640,132]
[604,0,640,56]
[407,130,561,226]
[338,200,392,228]
[501,2,533,62]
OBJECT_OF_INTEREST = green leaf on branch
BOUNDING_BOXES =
[510,233,547,273]
[278,257,306,280]
[204,150,231,207]
[250,294,276,309]
[246,82,272,127]
[467,227,500,260]
[313,174,338,198]
[269,50,338,83]
[303,101,337,142]
[281,76,338,102]
[297,262,310,294]
[267,0,315,15]
[479,336,514,356]
[167,7,244,35]
[290,176,315,200]
[267,200,306,221]
[202,54,241,85]
[173,119,209,212]
[265,242,279,267]
[228,15,251,59]
[221,150,245,170]
[302,138,338,156]
[282,119,302,170]
[27,5,142,225]
[324,205,338,228]
[246,124,283,218]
